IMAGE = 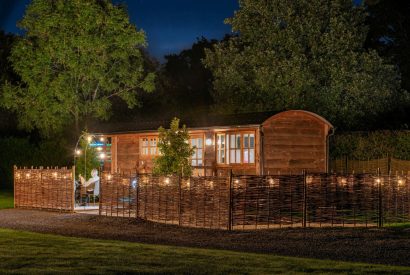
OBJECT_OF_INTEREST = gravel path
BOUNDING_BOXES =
[0,209,409,266]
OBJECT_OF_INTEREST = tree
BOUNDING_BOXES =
[153,118,194,177]
[204,0,406,129]
[1,0,155,136]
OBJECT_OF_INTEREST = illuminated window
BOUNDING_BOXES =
[141,137,158,156]
[190,137,203,166]
[229,134,241,164]
[217,134,226,164]
[243,133,255,164]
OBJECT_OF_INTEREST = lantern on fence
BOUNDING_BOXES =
[374,177,383,186]
[186,179,191,188]
[106,174,112,180]
[163,177,170,185]
[306,176,313,184]
[337,176,347,186]
[268,177,279,188]
[208,180,214,189]
[25,173,31,179]
[52,172,58,179]
[397,177,405,187]
[16,173,21,179]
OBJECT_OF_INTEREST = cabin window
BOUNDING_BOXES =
[141,137,158,156]
[243,133,255,164]
[229,134,241,164]
[216,134,226,164]
[190,137,203,166]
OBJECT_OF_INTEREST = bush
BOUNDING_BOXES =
[0,137,71,189]
[330,131,410,160]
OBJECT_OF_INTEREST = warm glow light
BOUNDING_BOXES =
[375,178,381,184]
[99,153,106,159]
[75,149,82,155]
[52,172,58,179]
[87,136,92,143]
[306,176,313,184]
[97,147,103,151]
[164,177,170,185]
[205,138,212,146]
[26,173,30,179]
[234,179,239,184]
[398,179,404,186]
[209,180,214,189]
[107,174,112,180]
[100,137,105,142]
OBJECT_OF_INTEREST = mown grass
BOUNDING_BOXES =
[0,190,13,209]
[0,228,409,274]
[385,222,410,229]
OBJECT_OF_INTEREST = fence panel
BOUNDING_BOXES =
[14,166,74,211]
[99,172,137,217]
[98,172,410,230]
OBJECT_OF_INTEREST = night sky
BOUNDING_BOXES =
[0,0,239,61]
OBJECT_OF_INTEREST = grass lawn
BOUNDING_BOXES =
[0,190,13,209]
[0,228,409,274]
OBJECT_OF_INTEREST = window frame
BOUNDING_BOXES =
[190,135,205,167]
[139,136,159,158]
[215,130,256,166]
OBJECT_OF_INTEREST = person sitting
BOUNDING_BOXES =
[79,169,100,197]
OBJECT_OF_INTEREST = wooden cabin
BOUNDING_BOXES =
[90,110,333,176]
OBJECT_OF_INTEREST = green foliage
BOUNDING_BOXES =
[1,0,155,137]
[330,131,410,160]
[153,118,194,177]
[0,137,70,189]
[203,0,407,129]
[0,191,14,209]
[74,134,100,179]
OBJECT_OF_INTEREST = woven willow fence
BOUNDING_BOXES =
[99,172,410,230]
[14,166,75,212]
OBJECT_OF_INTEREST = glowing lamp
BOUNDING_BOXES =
[205,138,212,146]
[100,137,105,142]
[75,149,82,155]
[164,177,170,185]
[87,136,92,143]
[99,153,106,159]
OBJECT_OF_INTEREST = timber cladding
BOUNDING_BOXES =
[262,110,332,174]
[13,166,74,212]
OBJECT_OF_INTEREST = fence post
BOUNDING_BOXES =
[228,169,233,231]
[378,168,383,227]
[178,175,182,226]
[13,165,16,209]
[136,171,139,219]
[302,170,307,228]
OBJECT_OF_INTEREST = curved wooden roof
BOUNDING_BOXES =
[262,110,334,129]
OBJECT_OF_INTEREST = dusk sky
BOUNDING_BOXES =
[0,0,239,61]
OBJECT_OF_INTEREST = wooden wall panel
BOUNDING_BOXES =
[262,111,330,174]
[116,136,139,173]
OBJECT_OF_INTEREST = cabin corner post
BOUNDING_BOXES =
[259,125,264,176]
